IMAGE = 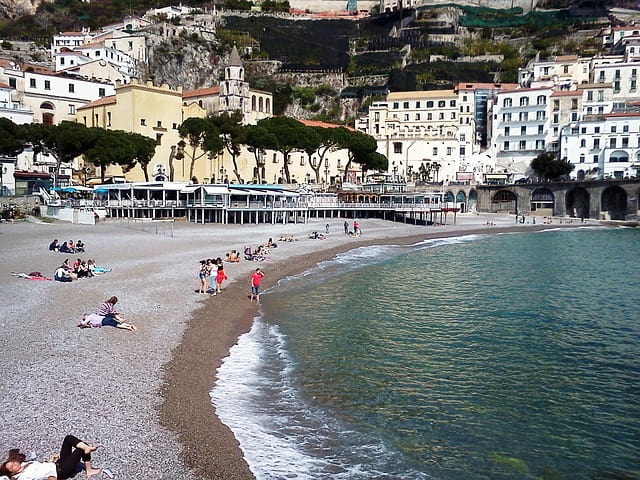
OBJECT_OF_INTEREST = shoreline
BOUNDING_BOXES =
[159,221,588,480]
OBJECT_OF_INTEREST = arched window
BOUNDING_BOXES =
[258,97,263,112]
[251,95,256,111]
[609,150,629,163]
[265,98,271,113]
[198,100,203,107]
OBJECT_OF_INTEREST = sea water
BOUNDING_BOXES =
[211,227,640,480]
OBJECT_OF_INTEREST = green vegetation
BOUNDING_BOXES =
[261,0,290,12]
[530,151,575,180]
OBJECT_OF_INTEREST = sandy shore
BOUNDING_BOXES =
[0,214,588,479]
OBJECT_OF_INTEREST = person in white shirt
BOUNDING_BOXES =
[0,435,102,479]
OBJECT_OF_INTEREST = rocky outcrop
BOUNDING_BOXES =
[0,0,40,18]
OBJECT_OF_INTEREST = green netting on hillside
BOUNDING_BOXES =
[417,3,597,28]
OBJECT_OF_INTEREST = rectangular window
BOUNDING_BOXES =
[631,80,637,91]
[504,141,510,151]
[538,125,544,134]
[446,147,452,155]
[622,137,629,148]
[537,111,545,120]
[505,126,510,136]
[393,142,402,154]
[68,104,75,114]
[460,134,466,142]
[416,101,420,108]
[571,99,578,109]
[451,112,456,119]
[415,113,420,121]
[374,112,380,121]
[44,80,51,90]
[107,112,111,126]
[300,155,305,166]
[393,102,399,109]
[427,113,432,120]
[519,140,526,150]
[68,83,74,93]
[553,114,559,123]
[610,138,616,148]
[521,126,526,135]
[9,77,16,88]
[580,139,586,147]
[623,125,629,132]
[29,78,36,88]
[140,118,146,126]
[403,102,409,109]
[433,147,438,156]
[156,133,162,145]
[598,90,604,102]
[594,138,600,149]
[614,81,620,92]
[99,88,106,97]
[593,155,599,163]
[571,112,578,121]
[157,121,162,128]
[439,113,444,120]
[553,100,560,111]
[587,107,593,114]
[587,91,593,101]
[404,114,409,121]
[460,146,466,156]
[536,140,545,149]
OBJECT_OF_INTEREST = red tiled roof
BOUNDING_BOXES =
[456,82,518,91]
[298,119,355,131]
[555,55,578,62]
[182,86,220,98]
[60,31,85,36]
[605,112,640,118]
[77,95,116,110]
[551,90,581,97]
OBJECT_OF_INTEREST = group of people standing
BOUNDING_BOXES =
[198,257,229,295]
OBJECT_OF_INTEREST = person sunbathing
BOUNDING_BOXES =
[229,250,240,262]
[78,312,137,331]
[0,435,104,479]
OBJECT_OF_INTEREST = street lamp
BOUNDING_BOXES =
[324,159,329,187]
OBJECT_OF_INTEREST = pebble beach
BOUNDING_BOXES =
[0,214,570,479]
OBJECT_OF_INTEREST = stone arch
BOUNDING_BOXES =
[491,189,517,213]
[530,188,555,216]
[601,186,627,220]
[566,187,590,218]
[576,169,586,181]
[608,150,628,163]
[456,190,466,213]
[444,191,454,203]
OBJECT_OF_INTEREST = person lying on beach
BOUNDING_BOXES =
[0,435,104,479]
[87,259,110,275]
[78,312,137,331]
[11,271,52,281]
[48,239,59,252]
[97,296,136,330]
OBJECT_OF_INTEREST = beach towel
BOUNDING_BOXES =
[11,272,52,281]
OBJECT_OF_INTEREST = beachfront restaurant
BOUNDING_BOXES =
[97,182,308,224]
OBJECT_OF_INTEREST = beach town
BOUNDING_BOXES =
[0,213,587,479]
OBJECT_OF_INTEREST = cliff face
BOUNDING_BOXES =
[142,24,223,90]
[0,0,40,18]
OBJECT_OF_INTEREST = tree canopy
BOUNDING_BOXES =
[530,151,574,181]
[0,119,27,157]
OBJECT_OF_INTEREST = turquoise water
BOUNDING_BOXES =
[212,227,640,479]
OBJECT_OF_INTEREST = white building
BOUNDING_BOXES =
[0,82,32,124]
[518,54,591,89]
[560,111,640,180]
[591,52,640,103]
[51,30,92,56]
[22,69,115,125]
[356,90,474,184]
[489,86,553,175]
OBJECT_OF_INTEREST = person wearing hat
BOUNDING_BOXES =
[0,435,103,479]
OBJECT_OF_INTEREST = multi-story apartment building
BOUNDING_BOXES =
[560,111,640,180]
[519,54,591,89]
[455,82,517,148]
[602,25,640,49]
[21,69,115,125]
[489,86,553,174]
[356,89,474,183]
[51,30,92,56]
[591,51,640,104]
[0,82,32,124]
